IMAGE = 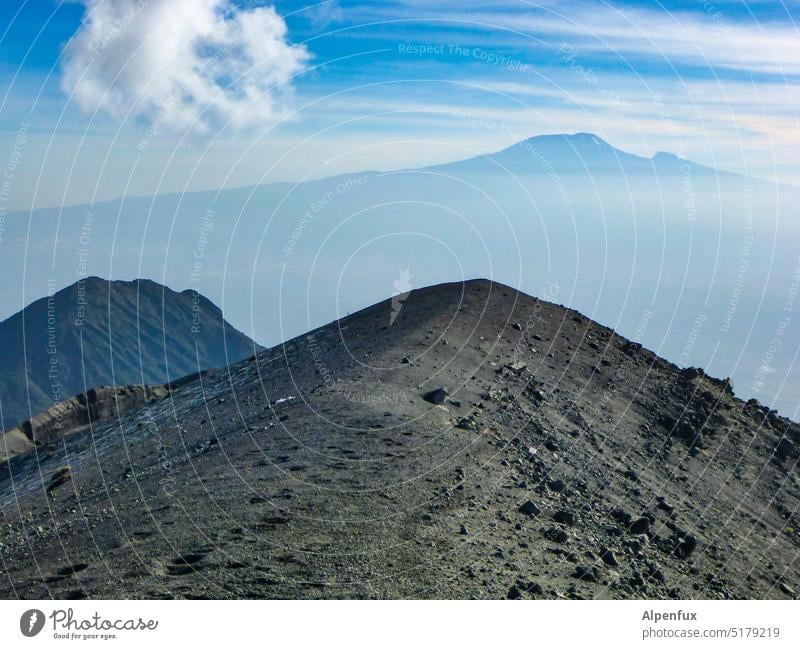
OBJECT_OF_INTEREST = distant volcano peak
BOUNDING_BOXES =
[519,131,612,148]
[425,131,729,179]
[653,150,680,161]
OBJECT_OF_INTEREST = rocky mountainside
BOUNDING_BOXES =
[0,280,797,599]
[0,384,169,463]
[0,277,259,430]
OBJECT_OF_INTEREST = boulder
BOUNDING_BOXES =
[422,388,447,405]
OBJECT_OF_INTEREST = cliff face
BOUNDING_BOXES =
[0,384,168,462]
[0,277,259,430]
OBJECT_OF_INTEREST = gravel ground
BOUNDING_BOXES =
[1,279,798,599]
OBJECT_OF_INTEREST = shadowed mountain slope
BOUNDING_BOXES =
[0,277,259,431]
[0,280,797,599]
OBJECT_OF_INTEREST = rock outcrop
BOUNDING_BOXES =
[0,385,168,463]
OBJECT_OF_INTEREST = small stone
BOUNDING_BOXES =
[673,533,698,559]
[46,466,72,493]
[553,510,576,526]
[507,585,523,599]
[455,416,477,430]
[656,497,675,514]
[516,580,543,595]
[507,360,527,373]
[626,539,643,555]
[629,572,645,588]
[775,438,798,461]
[544,527,569,543]
[599,547,619,567]
[422,388,447,405]
[628,517,650,535]
[610,507,631,524]
[646,565,666,584]
[575,565,600,581]
[519,500,541,517]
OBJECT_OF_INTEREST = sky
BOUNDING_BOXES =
[0,0,798,210]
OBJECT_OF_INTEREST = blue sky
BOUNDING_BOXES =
[0,0,798,209]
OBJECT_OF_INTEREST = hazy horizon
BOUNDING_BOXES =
[2,2,799,415]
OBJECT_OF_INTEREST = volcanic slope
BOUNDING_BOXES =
[0,280,798,599]
[0,277,259,430]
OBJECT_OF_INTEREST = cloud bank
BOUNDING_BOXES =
[61,0,310,133]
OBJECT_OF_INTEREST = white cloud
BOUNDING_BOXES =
[61,0,310,133]
[306,0,343,29]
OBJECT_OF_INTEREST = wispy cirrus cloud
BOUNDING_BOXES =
[61,0,310,133]
[347,0,800,77]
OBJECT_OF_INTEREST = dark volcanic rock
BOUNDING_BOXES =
[656,497,675,514]
[545,527,570,544]
[599,547,619,567]
[519,500,541,517]
[672,533,698,560]
[628,517,650,535]
[553,510,576,526]
[575,565,600,582]
[422,388,448,405]
[775,437,798,461]
[46,466,72,492]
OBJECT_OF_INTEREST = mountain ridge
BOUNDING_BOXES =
[0,279,797,599]
[0,276,260,430]
[2,132,788,220]
[424,132,749,181]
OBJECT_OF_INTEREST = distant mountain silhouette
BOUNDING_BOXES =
[0,277,260,430]
[428,132,733,178]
